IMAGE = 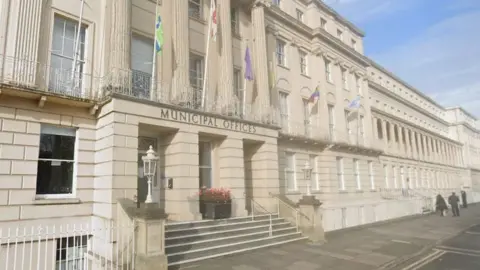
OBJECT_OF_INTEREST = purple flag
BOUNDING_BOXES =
[244,47,254,81]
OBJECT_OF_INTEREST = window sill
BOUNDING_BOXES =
[339,190,348,194]
[33,197,81,205]
[327,80,334,86]
[355,190,364,193]
[300,73,310,79]
[286,190,302,195]
[189,15,206,24]
[277,64,289,71]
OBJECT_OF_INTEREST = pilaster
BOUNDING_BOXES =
[381,120,388,151]
[421,134,427,162]
[389,122,396,154]
[218,0,234,103]
[398,125,404,157]
[109,0,131,71]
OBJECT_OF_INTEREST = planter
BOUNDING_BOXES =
[203,200,232,220]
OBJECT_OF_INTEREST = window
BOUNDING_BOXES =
[296,9,304,22]
[354,159,360,190]
[384,165,389,188]
[351,39,357,49]
[56,235,88,269]
[345,110,351,135]
[325,59,332,82]
[310,155,319,190]
[279,92,289,130]
[272,0,281,6]
[286,152,296,191]
[199,141,212,188]
[131,34,154,98]
[36,125,77,197]
[299,50,308,75]
[400,166,405,188]
[337,157,345,190]
[368,161,374,189]
[50,15,86,93]
[231,8,239,35]
[328,104,335,140]
[341,68,348,89]
[233,68,243,114]
[320,18,327,30]
[355,74,362,94]
[337,29,343,41]
[189,53,204,107]
[276,39,286,66]
[392,166,397,188]
[188,0,201,19]
[303,99,311,136]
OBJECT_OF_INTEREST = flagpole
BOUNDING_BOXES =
[70,0,85,92]
[242,39,248,116]
[151,0,160,97]
[201,0,214,109]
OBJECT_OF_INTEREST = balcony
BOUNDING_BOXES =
[279,118,330,143]
[0,55,279,126]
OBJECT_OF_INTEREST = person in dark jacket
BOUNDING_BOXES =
[448,192,460,217]
[435,194,448,216]
[461,190,468,208]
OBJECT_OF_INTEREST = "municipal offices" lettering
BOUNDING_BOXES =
[160,109,257,133]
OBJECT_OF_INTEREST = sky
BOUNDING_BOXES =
[324,0,480,118]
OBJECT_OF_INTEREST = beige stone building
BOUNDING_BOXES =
[0,0,480,268]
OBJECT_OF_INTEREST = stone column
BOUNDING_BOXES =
[441,142,447,164]
[389,123,396,154]
[218,137,247,217]
[428,137,434,162]
[109,0,132,77]
[2,0,44,85]
[251,2,271,113]
[411,131,418,160]
[172,0,190,99]
[218,0,234,104]
[372,117,379,140]
[398,126,404,156]
[405,129,412,158]
[422,135,428,161]
[381,120,388,151]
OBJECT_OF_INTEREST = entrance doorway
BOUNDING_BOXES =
[199,140,212,218]
[243,140,261,215]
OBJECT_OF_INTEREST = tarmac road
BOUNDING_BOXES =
[399,221,480,270]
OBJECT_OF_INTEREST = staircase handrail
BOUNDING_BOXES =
[250,198,273,237]
[269,193,313,232]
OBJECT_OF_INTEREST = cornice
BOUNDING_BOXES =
[452,121,480,134]
[445,106,478,121]
[371,107,462,146]
[264,5,370,68]
[368,80,450,127]
[308,0,365,37]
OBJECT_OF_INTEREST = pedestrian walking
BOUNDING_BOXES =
[435,194,448,217]
[448,192,460,217]
[461,190,468,208]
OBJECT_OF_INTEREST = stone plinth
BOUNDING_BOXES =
[296,195,325,243]
[118,199,168,270]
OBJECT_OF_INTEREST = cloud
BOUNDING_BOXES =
[371,10,480,117]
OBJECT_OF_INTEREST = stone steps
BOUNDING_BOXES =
[165,214,306,267]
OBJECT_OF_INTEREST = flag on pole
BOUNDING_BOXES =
[348,95,361,109]
[155,15,164,53]
[308,86,320,103]
[210,0,218,41]
[244,47,254,81]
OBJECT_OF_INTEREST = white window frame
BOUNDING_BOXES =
[368,161,375,190]
[310,155,319,190]
[393,166,397,188]
[341,68,348,89]
[354,159,361,190]
[337,157,345,190]
[56,235,88,269]
[356,74,362,94]
[199,140,213,188]
[50,15,88,95]
[189,53,204,106]
[286,152,297,191]
[320,18,327,30]
[328,104,335,140]
[345,110,351,135]
[279,92,289,131]
[36,125,78,199]
[337,29,343,41]
[384,165,389,188]
[296,9,304,22]
[400,166,405,188]
[188,0,202,19]
[325,59,332,82]
[276,39,287,66]
[299,50,308,75]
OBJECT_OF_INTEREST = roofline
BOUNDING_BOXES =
[445,106,478,121]
[312,0,366,37]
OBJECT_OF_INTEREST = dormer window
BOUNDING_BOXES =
[337,29,343,41]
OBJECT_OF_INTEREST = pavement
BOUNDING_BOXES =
[173,204,480,270]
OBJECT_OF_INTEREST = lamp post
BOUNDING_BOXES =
[303,161,313,196]
[142,145,159,204]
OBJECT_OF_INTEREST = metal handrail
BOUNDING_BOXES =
[250,198,273,237]
[269,193,313,233]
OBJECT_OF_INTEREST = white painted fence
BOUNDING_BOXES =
[0,222,135,270]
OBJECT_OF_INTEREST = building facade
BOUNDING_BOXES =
[0,0,480,266]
